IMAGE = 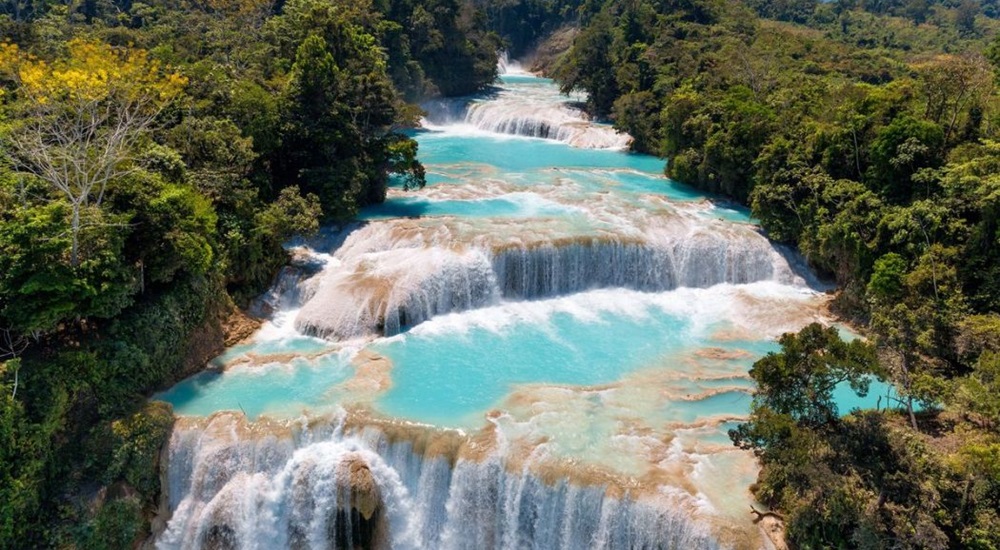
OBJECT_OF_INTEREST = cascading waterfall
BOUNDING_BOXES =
[292,218,806,340]
[152,57,834,550]
[159,414,723,550]
[496,52,526,76]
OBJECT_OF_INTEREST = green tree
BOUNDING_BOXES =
[277,30,416,220]
[953,352,1000,430]
[732,323,880,433]
[0,201,136,334]
[954,0,979,36]
[866,115,944,202]
[554,11,618,116]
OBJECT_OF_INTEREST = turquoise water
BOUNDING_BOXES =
[376,130,755,226]
[412,131,664,175]
[371,297,695,426]
[156,349,351,418]
[359,193,580,220]
[155,286,891,425]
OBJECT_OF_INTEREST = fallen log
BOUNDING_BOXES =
[750,505,785,524]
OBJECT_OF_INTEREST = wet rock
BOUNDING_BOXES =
[341,454,380,521]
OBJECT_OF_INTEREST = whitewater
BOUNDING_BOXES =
[152,64,884,549]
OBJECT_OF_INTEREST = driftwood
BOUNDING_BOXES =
[750,505,785,524]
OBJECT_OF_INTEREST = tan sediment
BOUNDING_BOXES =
[488,233,647,255]
[662,414,748,431]
[501,366,753,408]
[758,516,789,550]
[694,347,753,361]
[222,348,335,369]
[613,417,663,439]
[730,291,832,334]
[711,327,759,342]
[340,407,489,466]
[536,458,644,500]
[223,308,262,346]
[626,364,752,384]
[326,349,392,407]
[337,350,393,400]
[671,387,752,402]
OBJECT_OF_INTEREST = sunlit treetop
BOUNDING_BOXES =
[0,39,187,106]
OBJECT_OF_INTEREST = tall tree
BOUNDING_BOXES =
[0,40,186,266]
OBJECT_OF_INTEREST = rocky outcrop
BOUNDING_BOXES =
[527,26,578,76]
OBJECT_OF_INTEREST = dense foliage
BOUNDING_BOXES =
[536,0,1000,546]
[0,0,497,546]
[3,0,998,545]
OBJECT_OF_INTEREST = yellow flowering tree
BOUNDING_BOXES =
[0,39,187,266]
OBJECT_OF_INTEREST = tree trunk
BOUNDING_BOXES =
[907,395,917,430]
[70,202,81,267]
[899,353,918,430]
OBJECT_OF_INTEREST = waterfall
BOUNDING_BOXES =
[420,55,631,150]
[291,219,806,340]
[497,51,527,76]
[158,414,724,550]
[422,99,632,150]
[153,64,820,550]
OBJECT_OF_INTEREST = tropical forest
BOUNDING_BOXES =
[0,0,998,548]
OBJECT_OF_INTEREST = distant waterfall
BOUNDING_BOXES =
[497,51,526,76]
[421,99,632,150]
[158,414,721,550]
[420,55,631,150]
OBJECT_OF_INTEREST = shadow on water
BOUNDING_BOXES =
[773,242,835,292]
[419,87,502,125]
[358,199,431,220]
[156,369,225,411]
[287,222,371,255]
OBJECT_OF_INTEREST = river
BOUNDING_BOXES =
[152,61,883,549]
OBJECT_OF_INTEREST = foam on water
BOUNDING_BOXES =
[291,208,815,340]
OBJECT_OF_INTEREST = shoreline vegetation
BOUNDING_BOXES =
[0,0,997,548]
